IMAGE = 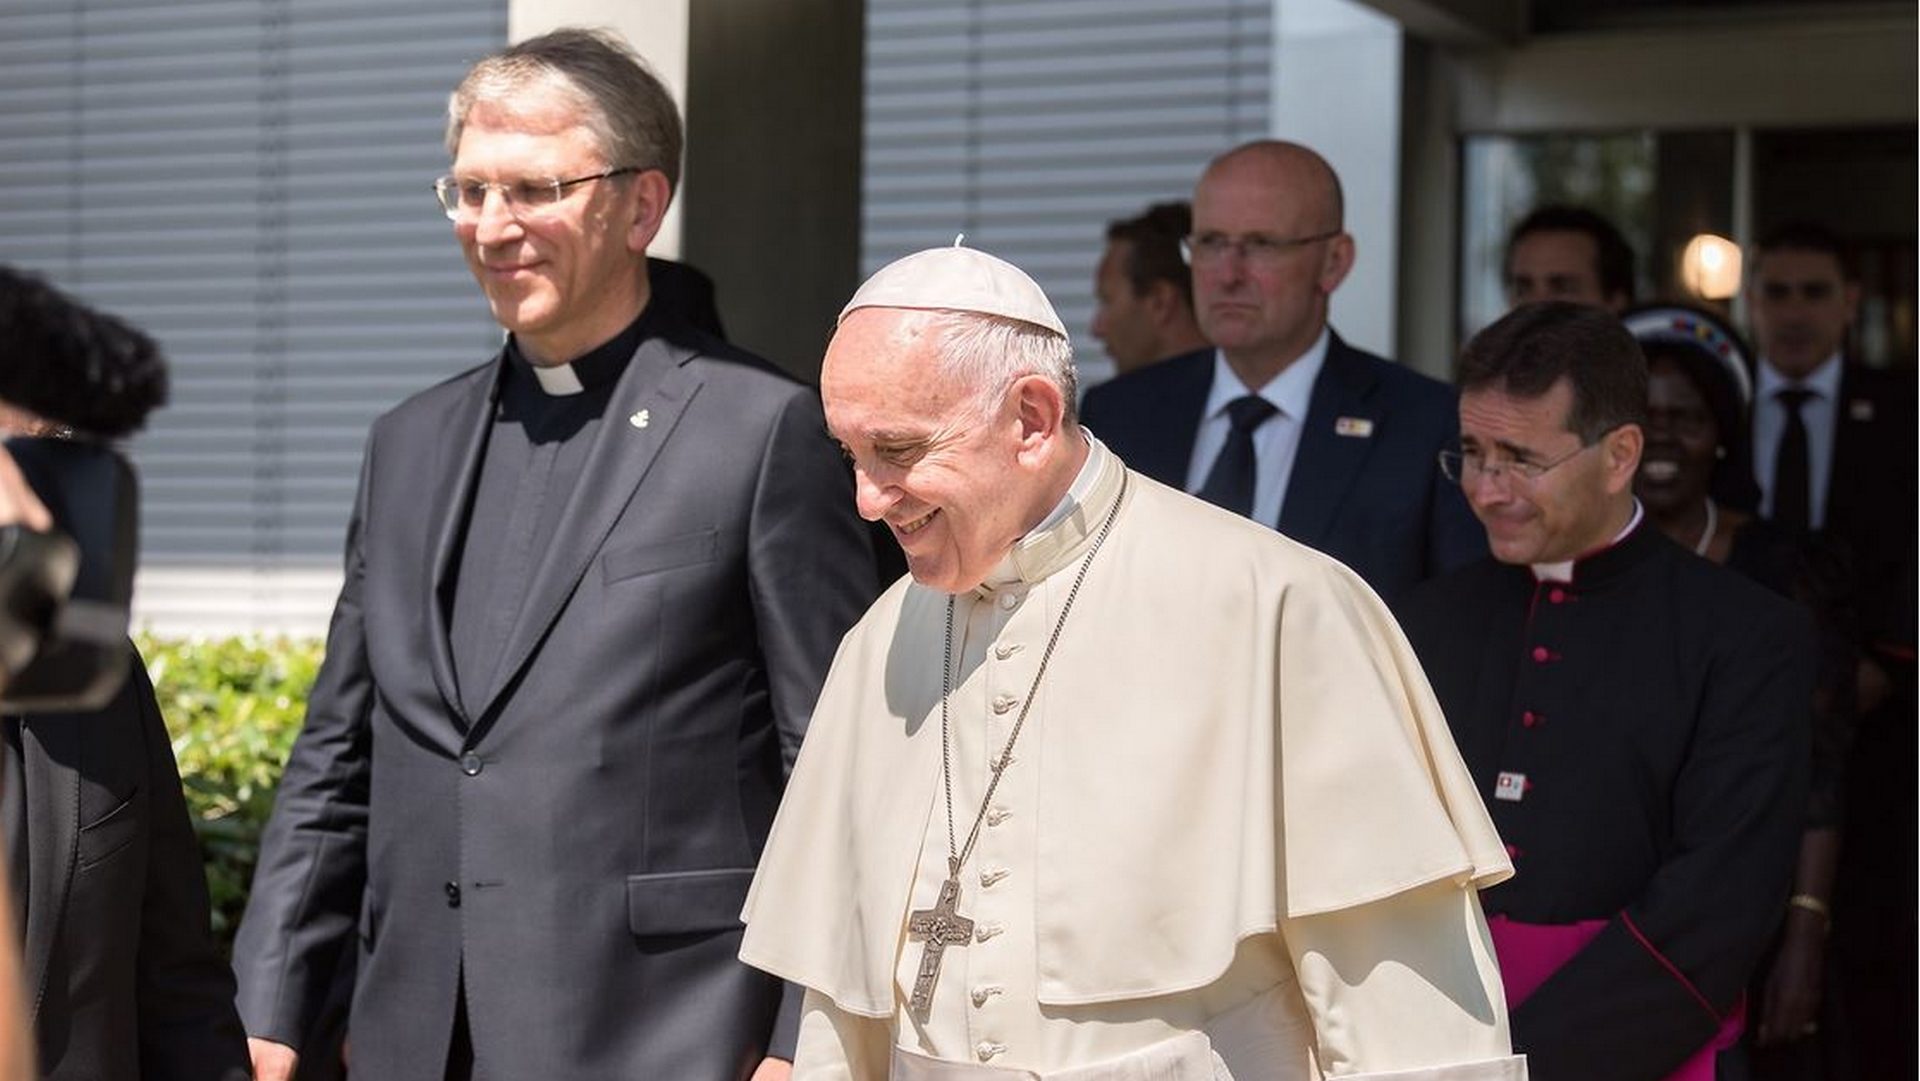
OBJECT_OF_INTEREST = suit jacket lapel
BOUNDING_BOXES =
[1277,335,1377,544]
[469,334,702,727]
[1828,362,1872,518]
[19,717,81,1021]
[422,363,502,726]
[1136,350,1213,486]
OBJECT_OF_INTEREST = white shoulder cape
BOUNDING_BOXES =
[741,450,1510,1018]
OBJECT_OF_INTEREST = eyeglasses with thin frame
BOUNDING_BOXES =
[432,167,638,220]
[1438,438,1607,486]
[1182,229,1341,269]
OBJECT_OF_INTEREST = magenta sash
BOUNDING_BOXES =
[1488,915,1744,1081]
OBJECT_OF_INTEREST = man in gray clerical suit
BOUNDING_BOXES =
[232,29,876,1081]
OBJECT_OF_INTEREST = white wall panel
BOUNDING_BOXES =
[862,0,1273,386]
[0,0,509,634]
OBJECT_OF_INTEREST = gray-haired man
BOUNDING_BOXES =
[234,28,874,1081]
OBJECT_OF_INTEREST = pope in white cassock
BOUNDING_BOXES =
[740,245,1528,1081]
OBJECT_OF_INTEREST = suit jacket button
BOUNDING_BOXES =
[460,752,483,776]
[445,881,462,908]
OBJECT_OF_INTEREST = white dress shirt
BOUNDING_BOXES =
[1183,330,1329,526]
[1751,353,1843,528]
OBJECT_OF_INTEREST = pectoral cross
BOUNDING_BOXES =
[907,865,975,1016]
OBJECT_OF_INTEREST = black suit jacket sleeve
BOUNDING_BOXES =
[232,449,377,1050]
[746,389,876,1062]
[746,388,877,776]
[1511,605,1813,1079]
[129,660,252,1081]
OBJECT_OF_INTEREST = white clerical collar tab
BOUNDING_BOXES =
[531,362,586,396]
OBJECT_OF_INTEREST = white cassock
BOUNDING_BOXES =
[742,435,1526,1080]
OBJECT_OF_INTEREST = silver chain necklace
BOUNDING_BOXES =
[905,472,1127,1017]
[1692,497,1718,557]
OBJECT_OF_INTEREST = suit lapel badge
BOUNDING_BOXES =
[1848,398,1874,422]
[1494,770,1527,803]
[629,409,651,429]
[1334,416,1374,438]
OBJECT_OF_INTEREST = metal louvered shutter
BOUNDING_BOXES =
[0,0,507,635]
[862,0,1272,384]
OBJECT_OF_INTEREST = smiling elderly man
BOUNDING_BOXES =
[740,245,1526,1081]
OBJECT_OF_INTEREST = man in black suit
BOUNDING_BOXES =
[1747,222,1916,617]
[1503,205,1635,315]
[1081,140,1482,602]
[1747,221,1917,1078]
[1089,201,1210,375]
[6,653,251,1081]
[232,29,876,1081]
[0,267,248,1081]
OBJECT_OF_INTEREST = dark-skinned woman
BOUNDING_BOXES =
[1627,305,1857,1081]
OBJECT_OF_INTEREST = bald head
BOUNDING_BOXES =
[1190,140,1355,387]
[1203,141,1344,234]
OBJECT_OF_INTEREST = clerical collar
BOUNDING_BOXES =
[1530,499,1646,584]
[505,306,652,397]
[976,431,1120,593]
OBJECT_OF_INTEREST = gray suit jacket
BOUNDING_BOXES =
[232,317,877,1081]
[15,652,250,1081]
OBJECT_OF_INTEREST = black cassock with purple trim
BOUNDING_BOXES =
[1398,521,1811,1080]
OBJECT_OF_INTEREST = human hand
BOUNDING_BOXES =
[1755,913,1826,1045]
[247,1037,300,1081]
[750,1055,794,1081]
[0,448,50,533]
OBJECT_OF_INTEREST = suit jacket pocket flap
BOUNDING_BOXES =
[626,868,754,936]
[603,529,719,584]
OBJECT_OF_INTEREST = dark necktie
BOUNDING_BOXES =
[1772,387,1815,533]
[1197,395,1279,518]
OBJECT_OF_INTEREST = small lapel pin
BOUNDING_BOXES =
[1334,416,1374,438]
[1849,399,1874,422]
[629,409,650,429]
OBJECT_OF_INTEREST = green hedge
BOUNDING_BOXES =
[137,634,322,947]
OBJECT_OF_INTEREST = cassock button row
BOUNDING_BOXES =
[979,867,1009,888]
[460,752,483,776]
[444,881,462,908]
[1548,588,1568,604]
[986,806,1012,827]
[997,593,1019,611]
[976,1041,1007,1062]
[1522,710,1541,728]
[976,922,1004,942]
[1530,646,1552,664]
[993,643,1021,660]
[971,985,1004,1007]
[991,694,1019,714]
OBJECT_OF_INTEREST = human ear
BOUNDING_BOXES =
[1602,424,1644,495]
[1010,375,1066,459]
[1319,234,1356,295]
[624,170,674,255]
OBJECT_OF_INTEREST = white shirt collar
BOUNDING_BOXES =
[1756,352,1843,402]
[982,430,1103,588]
[1202,327,1330,423]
